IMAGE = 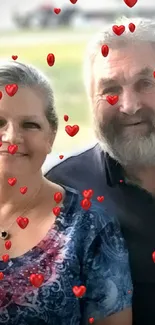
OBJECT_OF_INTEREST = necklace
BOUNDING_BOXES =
[0,183,43,240]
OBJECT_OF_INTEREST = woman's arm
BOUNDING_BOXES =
[80,219,133,325]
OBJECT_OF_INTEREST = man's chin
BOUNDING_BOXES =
[97,133,155,167]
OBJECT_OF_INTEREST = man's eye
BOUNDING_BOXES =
[102,87,121,95]
[24,122,40,128]
[137,79,154,89]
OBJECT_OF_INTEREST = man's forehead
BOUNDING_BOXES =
[97,66,154,87]
[93,42,155,85]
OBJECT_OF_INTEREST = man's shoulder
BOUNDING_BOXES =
[42,143,102,176]
[43,143,106,193]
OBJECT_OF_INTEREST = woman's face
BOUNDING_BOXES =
[0,86,55,176]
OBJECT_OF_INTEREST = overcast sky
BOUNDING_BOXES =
[7,0,155,11]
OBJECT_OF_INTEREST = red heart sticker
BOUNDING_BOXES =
[47,53,55,67]
[80,198,91,210]
[12,55,18,60]
[54,8,61,14]
[101,44,109,57]
[124,0,137,7]
[2,254,9,262]
[8,144,18,154]
[89,318,95,324]
[64,115,69,122]
[8,177,17,186]
[128,23,136,33]
[65,125,79,137]
[0,272,4,280]
[72,285,86,298]
[152,251,155,262]
[106,95,119,105]
[69,0,78,3]
[59,155,64,159]
[5,240,12,250]
[30,273,44,287]
[112,25,125,36]
[20,186,28,194]
[82,189,94,199]
[54,192,63,204]
[0,91,3,100]
[153,71,155,78]
[97,196,104,202]
[16,217,29,229]
[52,207,61,216]
[5,84,18,96]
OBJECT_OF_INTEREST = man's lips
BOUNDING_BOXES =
[122,121,146,126]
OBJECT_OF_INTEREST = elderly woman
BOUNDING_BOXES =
[0,60,132,325]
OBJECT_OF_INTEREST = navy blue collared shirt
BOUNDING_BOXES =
[44,143,155,325]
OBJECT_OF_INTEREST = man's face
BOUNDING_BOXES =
[92,42,155,166]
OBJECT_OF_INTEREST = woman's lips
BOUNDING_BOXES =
[0,152,28,156]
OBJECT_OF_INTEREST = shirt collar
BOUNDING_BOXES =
[104,151,125,187]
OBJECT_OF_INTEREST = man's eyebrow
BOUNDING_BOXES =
[135,67,153,77]
[98,67,154,88]
[98,78,117,88]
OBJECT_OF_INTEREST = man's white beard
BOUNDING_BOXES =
[95,125,155,167]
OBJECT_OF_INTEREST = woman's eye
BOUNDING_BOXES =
[24,122,40,129]
[0,120,6,127]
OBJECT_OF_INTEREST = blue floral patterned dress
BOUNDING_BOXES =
[0,185,133,325]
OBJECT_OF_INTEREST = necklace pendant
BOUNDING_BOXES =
[0,230,9,240]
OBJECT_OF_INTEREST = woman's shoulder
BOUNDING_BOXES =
[58,184,130,272]
[58,184,121,239]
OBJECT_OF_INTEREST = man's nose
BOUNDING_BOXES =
[1,124,23,144]
[118,89,141,115]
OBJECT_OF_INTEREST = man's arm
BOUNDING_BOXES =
[95,308,132,325]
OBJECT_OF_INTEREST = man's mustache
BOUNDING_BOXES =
[113,108,155,126]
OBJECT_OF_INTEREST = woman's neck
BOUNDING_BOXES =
[0,172,46,224]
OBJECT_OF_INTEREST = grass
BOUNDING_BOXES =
[0,26,98,37]
[0,29,96,155]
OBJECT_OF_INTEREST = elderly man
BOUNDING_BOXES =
[43,16,155,325]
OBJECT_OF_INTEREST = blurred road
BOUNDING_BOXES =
[0,0,155,32]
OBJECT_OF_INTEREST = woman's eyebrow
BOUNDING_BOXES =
[21,115,39,120]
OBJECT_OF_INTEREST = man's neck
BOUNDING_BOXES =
[124,166,155,195]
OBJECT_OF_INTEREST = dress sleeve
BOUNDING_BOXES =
[80,220,133,324]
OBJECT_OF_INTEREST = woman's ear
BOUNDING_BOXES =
[47,130,57,154]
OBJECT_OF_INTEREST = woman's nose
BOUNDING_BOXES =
[1,124,23,144]
[118,89,141,115]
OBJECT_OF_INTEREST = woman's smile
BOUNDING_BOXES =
[0,152,28,157]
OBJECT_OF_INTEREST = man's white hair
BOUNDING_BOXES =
[83,16,155,100]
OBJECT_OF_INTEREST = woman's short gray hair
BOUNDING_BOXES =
[83,16,155,99]
[0,59,58,132]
